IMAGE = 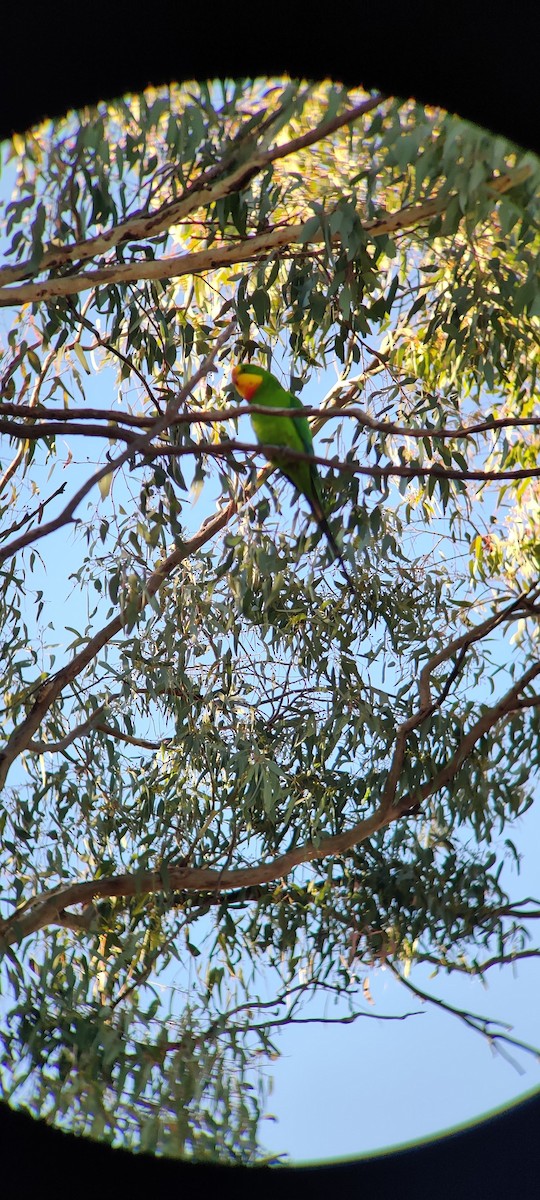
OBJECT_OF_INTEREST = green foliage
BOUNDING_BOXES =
[1,78,540,1160]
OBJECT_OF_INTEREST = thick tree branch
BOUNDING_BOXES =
[0,401,157,427]
[0,419,140,443]
[0,95,385,291]
[0,168,529,309]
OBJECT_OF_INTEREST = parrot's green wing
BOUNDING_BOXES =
[277,388,316,455]
[247,374,324,512]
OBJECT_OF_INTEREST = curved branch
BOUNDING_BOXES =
[395,664,540,817]
[2,660,539,949]
[2,423,540,494]
[417,585,540,710]
[0,419,139,443]
[92,437,540,485]
[7,397,540,440]
[418,948,540,976]
[0,490,241,791]
[1,418,538,794]
[0,168,529,309]
[3,482,68,537]
[346,409,540,442]
[387,961,540,1069]
[0,402,156,427]
[27,707,106,753]
[94,722,172,750]
[0,95,385,290]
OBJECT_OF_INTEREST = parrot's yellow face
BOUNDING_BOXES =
[231,364,265,401]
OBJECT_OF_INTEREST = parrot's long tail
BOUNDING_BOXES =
[308,499,357,592]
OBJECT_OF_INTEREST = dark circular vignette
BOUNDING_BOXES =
[2,1088,540,1197]
[1,4,540,152]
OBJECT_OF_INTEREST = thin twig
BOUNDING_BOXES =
[387,961,540,1071]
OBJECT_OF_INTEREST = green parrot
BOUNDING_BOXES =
[231,363,354,588]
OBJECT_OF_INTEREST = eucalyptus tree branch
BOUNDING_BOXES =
[65,299,164,414]
[0,293,99,490]
[148,992,422,1060]
[0,339,41,394]
[94,723,173,750]
[229,1006,422,1037]
[417,585,540,711]
[54,906,98,932]
[6,397,540,441]
[106,436,540,486]
[0,94,385,291]
[203,979,321,1036]
[28,713,171,756]
[0,343,57,494]
[0,320,235,565]
[492,899,540,918]
[393,661,540,819]
[27,707,107,753]
[3,424,540,493]
[1,482,68,536]
[342,409,540,441]
[0,168,529,309]
[0,419,140,443]
[0,401,155,427]
[3,659,540,949]
[417,948,540,977]
[1,395,536,788]
[387,961,540,1069]
[0,325,236,790]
